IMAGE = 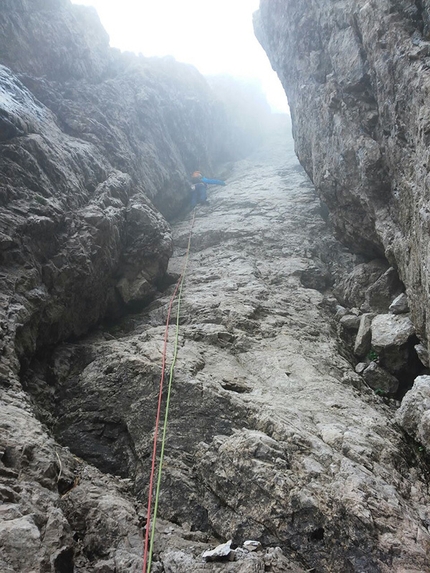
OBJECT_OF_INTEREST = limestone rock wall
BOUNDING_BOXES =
[22,118,430,573]
[255,0,430,349]
[0,2,275,571]
[4,0,430,571]
[0,0,269,374]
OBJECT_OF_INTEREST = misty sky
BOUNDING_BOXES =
[71,0,289,113]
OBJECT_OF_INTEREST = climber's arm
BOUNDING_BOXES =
[201,177,226,186]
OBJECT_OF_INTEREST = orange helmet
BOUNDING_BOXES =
[191,171,203,183]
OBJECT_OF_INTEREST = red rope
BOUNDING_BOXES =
[142,274,181,573]
[142,210,196,572]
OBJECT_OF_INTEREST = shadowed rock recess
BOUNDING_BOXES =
[1,1,430,573]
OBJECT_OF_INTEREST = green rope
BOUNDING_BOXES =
[146,224,193,572]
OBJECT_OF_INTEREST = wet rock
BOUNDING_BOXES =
[21,118,430,573]
[389,293,410,315]
[0,64,174,360]
[0,0,272,383]
[3,1,430,563]
[362,362,399,395]
[396,376,430,450]
[0,5,275,568]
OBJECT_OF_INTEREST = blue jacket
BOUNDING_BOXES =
[201,177,226,186]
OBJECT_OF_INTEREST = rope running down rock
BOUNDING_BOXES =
[143,208,196,573]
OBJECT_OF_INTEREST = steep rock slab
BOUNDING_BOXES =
[0,2,271,571]
[255,0,430,349]
[31,119,430,573]
[0,66,172,369]
[1,0,271,220]
[0,0,112,81]
[0,386,145,572]
[0,0,271,377]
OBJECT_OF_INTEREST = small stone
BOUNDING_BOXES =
[335,305,348,318]
[355,362,367,374]
[164,527,175,534]
[243,540,262,552]
[339,314,361,330]
[389,293,409,314]
[202,540,233,562]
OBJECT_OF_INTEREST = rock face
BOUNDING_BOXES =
[0,0,269,371]
[0,1,273,572]
[2,1,430,572]
[22,118,430,572]
[255,0,430,351]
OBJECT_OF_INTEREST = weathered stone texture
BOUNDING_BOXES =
[2,1,430,571]
[22,119,430,573]
[0,0,270,372]
[397,375,430,450]
[0,1,272,572]
[255,0,430,349]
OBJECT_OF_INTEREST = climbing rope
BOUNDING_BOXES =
[142,209,196,573]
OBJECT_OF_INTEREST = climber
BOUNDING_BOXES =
[190,170,226,208]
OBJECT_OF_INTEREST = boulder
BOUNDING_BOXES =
[338,313,361,348]
[389,293,410,315]
[415,344,430,368]
[371,314,415,349]
[396,376,430,450]
[339,314,361,331]
[353,313,374,358]
[371,314,415,374]
[362,362,399,395]
[363,268,404,313]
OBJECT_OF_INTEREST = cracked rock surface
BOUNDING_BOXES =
[19,117,430,572]
[255,0,430,353]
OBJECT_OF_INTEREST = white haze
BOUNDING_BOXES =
[71,0,290,113]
